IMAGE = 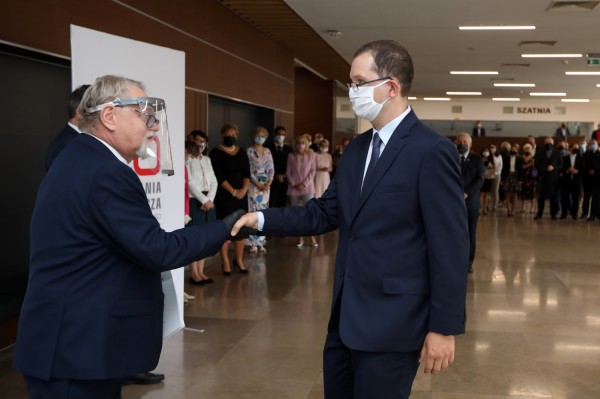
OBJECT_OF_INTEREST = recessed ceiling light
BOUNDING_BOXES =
[597,84,600,87]
[459,26,535,30]
[566,71,600,75]
[424,97,451,101]
[450,71,498,75]
[530,92,566,96]
[408,97,417,100]
[494,83,535,87]
[561,99,590,102]
[446,91,482,95]
[493,98,521,101]
[522,53,582,58]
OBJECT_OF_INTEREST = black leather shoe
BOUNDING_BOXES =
[189,277,206,285]
[534,215,542,220]
[121,372,165,385]
[233,260,249,274]
[560,215,567,219]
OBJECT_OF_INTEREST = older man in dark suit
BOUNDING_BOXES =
[534,137,564,220]
[456,132,485,273]
[233,40,469,399]
[13,75,248,399]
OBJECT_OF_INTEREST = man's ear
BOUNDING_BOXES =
[100,106,118,132]
[388,80,401,98]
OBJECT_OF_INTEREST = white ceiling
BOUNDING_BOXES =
[284,0,600,102]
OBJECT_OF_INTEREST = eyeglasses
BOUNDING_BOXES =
[346,77,392,92]
[118,106,159,128]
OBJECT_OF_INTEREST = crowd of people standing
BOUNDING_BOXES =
[478,135,600,221]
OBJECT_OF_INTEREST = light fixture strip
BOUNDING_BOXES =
[566,71,600,76]
[446,91,482,95]
[529,92,566,96]
[561,99,590,103]
[450,71,498,75]
[492,98,520,101]
[459,26,535,30]
[493,83,535,87]
[521,54,582,58]
[423,97,451,101]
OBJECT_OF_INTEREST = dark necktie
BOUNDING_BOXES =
[461,155,466,172]
[366,132,382,176]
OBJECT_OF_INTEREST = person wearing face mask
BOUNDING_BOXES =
[314,139,333,198]
[210,123,251,274]
[488,144,503,213]
[231,40,469,398]
[581,139,598,219]
[554,122,571,140]
[559,143,584,220]
[501,145,524,217]
[519,144,537,214]
[286,135,318,247]
[310,132,325,152]
[246,126,274,253]
[534,137,563,220]
[471,120,486,137]
[583,139,600,221]
[267,126,292,209]
[186,130,218,284]
[456,133,484,272]
[480,147,495,216]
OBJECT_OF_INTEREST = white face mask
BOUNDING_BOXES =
[348,79,391,121]
[274,135,285,144]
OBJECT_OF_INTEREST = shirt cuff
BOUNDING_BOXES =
[257,211,265,231]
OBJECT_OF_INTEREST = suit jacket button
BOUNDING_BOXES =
[341,271,345,277]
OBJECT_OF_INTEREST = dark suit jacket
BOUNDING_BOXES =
[262,110,469,352]
[266,143,292,175]
[14,134,229,380]
[561,152,584,185]
[461,152,485,210]
[554,127,571,139]
[45,124,79,171]
[500,155,524,181]
[471,127,486,137]
[535,149,563,187]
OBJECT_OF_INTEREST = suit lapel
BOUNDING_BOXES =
[348,129,372,221]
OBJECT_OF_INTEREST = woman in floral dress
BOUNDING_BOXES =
[246,126,274,252]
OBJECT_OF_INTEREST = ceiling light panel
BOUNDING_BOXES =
[451,71,498,75]
[522,53,582,58]
[494,83,536,87]
[459,26,535,30]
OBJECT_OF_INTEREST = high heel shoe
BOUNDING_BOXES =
[222,264,231,276]
[233,260,248,274]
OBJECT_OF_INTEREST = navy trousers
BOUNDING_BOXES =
[24,375,121,399]
[323,295,421,399]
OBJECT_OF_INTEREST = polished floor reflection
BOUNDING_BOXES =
[2,212,600,398]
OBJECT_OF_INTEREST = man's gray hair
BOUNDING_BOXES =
[78,75,145,133]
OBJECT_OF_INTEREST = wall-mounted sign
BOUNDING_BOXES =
[517,107,551,114]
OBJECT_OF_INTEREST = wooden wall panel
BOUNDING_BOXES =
[294,68,334,143]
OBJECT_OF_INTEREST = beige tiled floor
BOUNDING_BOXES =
[2,211,600,398]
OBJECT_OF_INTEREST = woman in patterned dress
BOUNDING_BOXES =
[246,126,274,253]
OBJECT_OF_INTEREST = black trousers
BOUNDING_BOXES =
[467,207,479,267]
[581,178,593,216]
[560,178,580,218]
[537,182,559,217]
[24,375,121,399]
[323,295,420,399]
[269,179,288,208]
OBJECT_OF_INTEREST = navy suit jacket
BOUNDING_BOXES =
[45,124,78,171]
[14,134,229,380]
[262,110,469,352]
[461,152,485,210]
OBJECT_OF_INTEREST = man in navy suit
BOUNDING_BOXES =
[233,40,469,399]
[13,75,248,399]
[44,84,90,171]
[456,133,485,273]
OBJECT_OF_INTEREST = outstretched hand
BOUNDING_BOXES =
[231,212,259,238]
[222,210,258,240]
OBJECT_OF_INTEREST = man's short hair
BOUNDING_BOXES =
[68,85,91,119]
[78,75,145,133]
[274,126,286,134]
[353,40,414,97]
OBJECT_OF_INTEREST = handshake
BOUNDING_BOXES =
[222,210,260,240]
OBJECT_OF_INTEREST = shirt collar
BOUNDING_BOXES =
[83,133,128,165]
[373,106,412,147]
[68,122,82,133]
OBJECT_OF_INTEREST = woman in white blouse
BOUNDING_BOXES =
[186,130,218,284]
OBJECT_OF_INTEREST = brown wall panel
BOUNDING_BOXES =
[0,0,294,113]
[294,68,334,143]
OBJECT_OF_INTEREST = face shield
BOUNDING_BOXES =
[88,97,175,176]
